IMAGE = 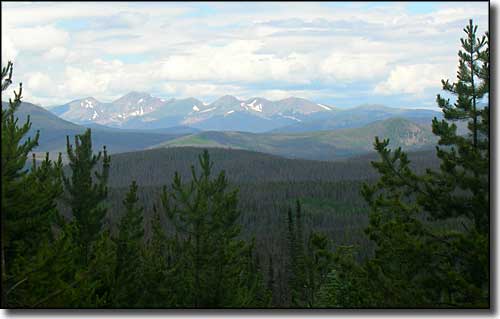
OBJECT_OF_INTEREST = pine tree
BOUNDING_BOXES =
[356,19,489,307]
[305,232,332,307]
[63,129,111,265]
[113,180,145,307]
[286,201,307,307]
[161,149,266,307]
[140,209,176,307]
[1,62,64,307]
[286,200,332,307]
[267,255,275,304]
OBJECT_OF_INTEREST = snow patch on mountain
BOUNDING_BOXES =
[317,103,332,111]
[81,99,94,109]
[251,103,262,112]
[200,107,216,113]
[240,102,249,111]
[282,115,302,122]
[193,105,200,112]
[243,100,263,112]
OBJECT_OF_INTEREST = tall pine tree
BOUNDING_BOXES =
[1,62,64,307]
[161,150,267,307]
[324,19,490,308]
[63,129,111,265]
[112,180,145,307]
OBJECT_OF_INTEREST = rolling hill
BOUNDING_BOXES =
[105,146,439,188]
[272,104,442,133]
[2,101,193,155]
[151,118,438,161]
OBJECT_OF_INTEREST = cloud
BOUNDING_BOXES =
[321,52,389,82]
[162,82,245,101]
[1,2,188,27]
[155,40,314,84]
[26,72,52,92]
[42,46,67,60]
[6,25,69,52]
[373,63,455,97]
[1,36,18,63]
[0,1,489,108]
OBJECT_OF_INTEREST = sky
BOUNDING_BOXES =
[1,1,489,109]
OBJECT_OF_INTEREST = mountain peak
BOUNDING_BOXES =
[355,104,393,111]
[219,94,239,100]
[211,95,241,106]
[114,91,152,103]
[279,96,306,102]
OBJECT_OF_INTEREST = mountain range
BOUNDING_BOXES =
[2,92,447,161]
[152,117,437,160]
[48,92,443,133]
[1,101,193,155]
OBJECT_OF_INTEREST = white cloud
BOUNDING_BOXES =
[321,52,389,82]
[1,36,18,63]
[0,2,489,107]
[155,41,315,84]
[26,72,52,92]
[162,82,244,100]
[63,66,109,96]
[1,2,188,27]
[257,89,333,101]
[42,46,67,60]
[374,63,455,97]
[7,25,69,52]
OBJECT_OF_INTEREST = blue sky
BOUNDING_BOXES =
[1,1,488,109]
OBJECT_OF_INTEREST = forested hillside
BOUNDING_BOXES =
[2,19,489,309]
[154,118,437,161]
[1,101,192,155]
[99,147,440,187]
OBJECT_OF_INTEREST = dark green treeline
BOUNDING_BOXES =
[1,20,489,308]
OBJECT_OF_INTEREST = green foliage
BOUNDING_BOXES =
[158,118,436,161]
[3,19,487,307]
[1,61,65,307]
[286,200,333,308]
[140,210,177,307]
[112,180,145,307]
[316,246,369,308]
[286,201,306,307]
[305,232,333,307]
[323,19,489,308]
[63,129,111,264]
[161,149,269,307]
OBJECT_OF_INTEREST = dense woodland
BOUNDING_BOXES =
[1,20,489,308]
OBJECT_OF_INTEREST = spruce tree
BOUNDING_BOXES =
[161,150,267,307]
[286,200,332,307]
[113,180,145,307]
[286,201,307,307]
[63,129,111,265]
[305,232,332,307]
[140,209,176,307]
[1,62,64,307]
[354,19,489,307]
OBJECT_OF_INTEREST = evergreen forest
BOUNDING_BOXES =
[1,20,489,308]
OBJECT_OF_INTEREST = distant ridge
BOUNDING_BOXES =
[46,91,440,133]
[152,117,438,161]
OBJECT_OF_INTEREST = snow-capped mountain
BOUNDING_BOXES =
[49,93,335,132]
[50,92,169,126]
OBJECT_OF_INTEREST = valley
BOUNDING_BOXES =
[5,93,443,161]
